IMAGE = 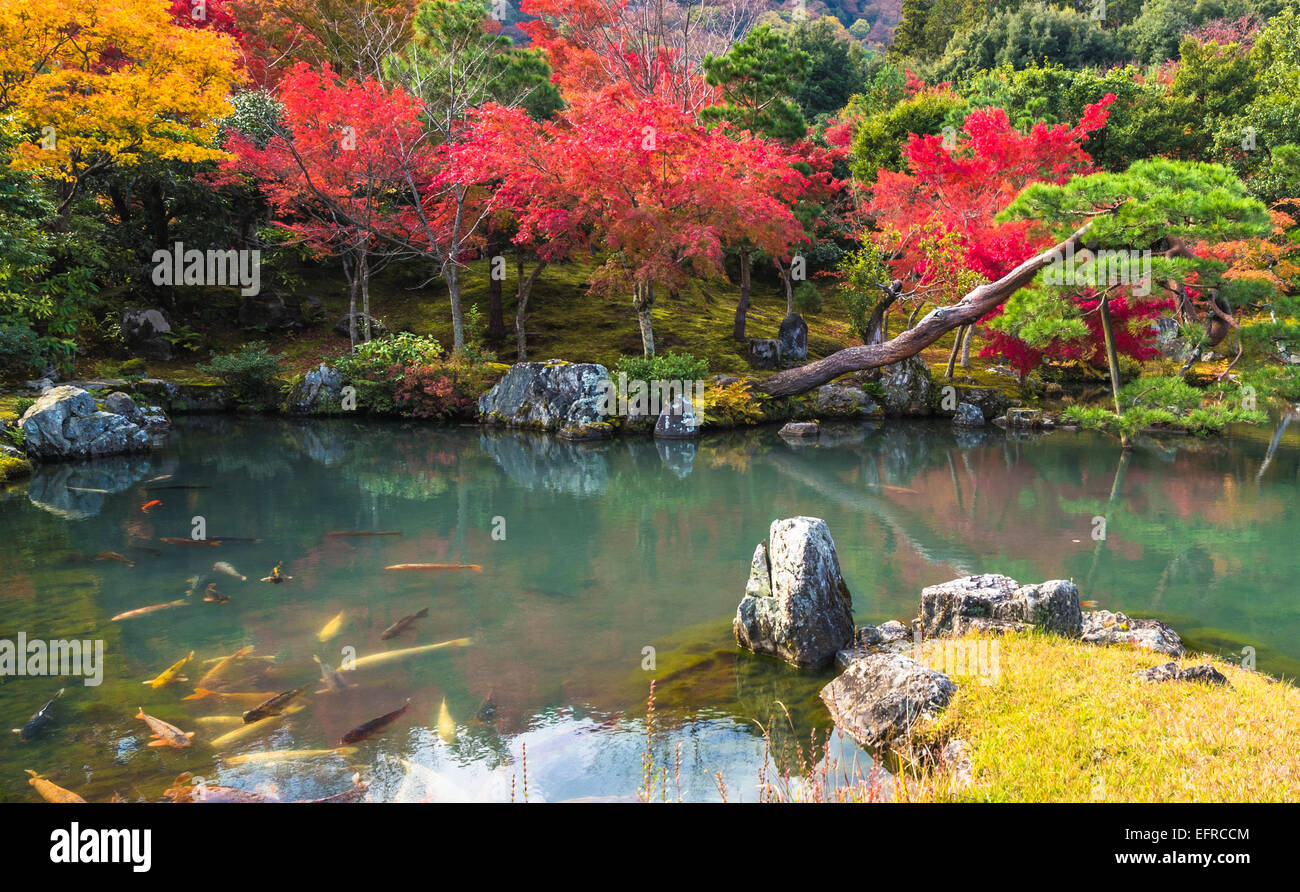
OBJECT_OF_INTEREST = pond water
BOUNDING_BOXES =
[1,415,1297,802]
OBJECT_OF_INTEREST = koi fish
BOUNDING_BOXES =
[141,500,162,513]
[163,773,272,803]
[95,551,135,566]
[182,689,276,706]
[159,537,220,547]
[129,545,162,556]
[212,561,246,581]
[224,747,357,766]
[295,773,368,803]
[385,563,482,572]
[380,607,428,640]
[193,715,245,729]
[317,611,346,642]
[436,698,455,745]
[208,704,304,749]
[65,486,110,494]
[260,562,292,584]
[135,708,194,748]
[194,645,255,689]
[242,685,309,724]
[144,474,172,483]
[143,651,194,689]
[110,599,187,622]
[345,638,473,672]
[26,770,85,803]
[324,531,403,538]
[474,692,497,723]
[339,698,411,745]
[313,655,352,694]
[203,584,229,604]
[208,537,261,544]
[12,688,63,741]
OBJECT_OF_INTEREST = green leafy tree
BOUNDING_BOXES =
[937,2,1127,82]
[701,24,811,140]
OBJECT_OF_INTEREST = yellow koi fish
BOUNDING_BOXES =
[436,698,456,745]
[195,645,255,690]
[224,747,357,766]
[135,708,195,748]
[182,689,277,706]
[26,770,85,803]
[208,704,304,750]
[317,611,346,643]
[142,651,194,689]
[345,638,473,672]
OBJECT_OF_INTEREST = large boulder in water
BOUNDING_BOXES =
[734,516,855,668]
[820,651,957,749]
[478,360,613,439]
[653,395,700,439]
[19,386,151,461]
[918,574,1082,638]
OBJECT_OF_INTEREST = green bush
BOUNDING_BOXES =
[0,323,44,378]
[613,351,710,384]
[792,281,822,314]
[332,334,447,414]
[197,342,284,406]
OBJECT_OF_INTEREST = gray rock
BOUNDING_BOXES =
[777,313,808,363]
[952,401,985,427]
[653,395,700,439]
[19,386,150,461]
[121,308,173,361]
[778,421,819,440]
[918,575,1082,638]
[880,354,934,416]
[140,407,171,433]
[748,338,782,370]
[25,378,53,392]
[240,292,303,330]
[103,392,143,424]
[333,312,387,339]
[878,620,911,643]
[478,361,612,438]
[286,363,345,415]
[1005,407,1043,428]
[820,652,956,748]
[1082,610,1185,656]
[1138,662,1229,685]
[133,379,234,414]
[816,383,880,419]
[734,517,856,668]
[956,388,1011,423]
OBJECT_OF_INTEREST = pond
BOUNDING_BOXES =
[2,415,1297,802]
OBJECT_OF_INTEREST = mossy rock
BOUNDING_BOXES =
[0,452,32,483]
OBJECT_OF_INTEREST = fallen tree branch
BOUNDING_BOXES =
[755,224,1092,397]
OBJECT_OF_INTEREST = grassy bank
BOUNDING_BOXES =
[904,633,1299,802]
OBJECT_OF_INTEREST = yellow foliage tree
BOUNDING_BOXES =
[0,0,239,213]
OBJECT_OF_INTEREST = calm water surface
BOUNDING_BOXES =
[1,415,1297,802]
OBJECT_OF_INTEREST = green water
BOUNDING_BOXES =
[1,415,1297,802]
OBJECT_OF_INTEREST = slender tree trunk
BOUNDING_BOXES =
[778,261,794,316]
[944,326,964,380]
[446,261,465,353]
[732,249,751,341]
[486,228,507,341]
[1098,295,1123,415]
[345,253,359,349]
[359,245,372,343]
[634,282,656,357]
[514,259,547,362]
[864,291,898,346]
[959,323,973,368]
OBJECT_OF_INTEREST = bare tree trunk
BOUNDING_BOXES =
[756,225,1090,397]
[732,249,751,341]
[959,323,973,368]
[944,326,964,380]
[1098,295,1122,415]
[344,253,358,349]
[360,244,372,343]
[446,261,465,353]
[634,282,656,357]
[776,259,793,316]
[514,258,547,362]
[487,227,507,341]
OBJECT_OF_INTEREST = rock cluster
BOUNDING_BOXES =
[18,386,152,461]
[477,360,614,440]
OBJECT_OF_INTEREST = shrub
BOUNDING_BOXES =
[0,323,44,378]
[197,342,284,406]
[702,379,765,428]
[332,334,447,414]
[392,356,505,421]
[792,281,822,314]
[613,351,710,384]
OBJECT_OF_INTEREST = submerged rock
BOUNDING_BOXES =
[778,421,819,440]
[1138,662,1228,685]
[1082,610,1184,656]
[19,386,150,461]
[478,360,612,438]
[133,379,234,413]
[820,651,956,748]
[918,575,1082,638]
[733,516,855,668]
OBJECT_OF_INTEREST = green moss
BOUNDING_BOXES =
[0,453,31,482]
